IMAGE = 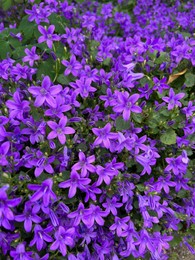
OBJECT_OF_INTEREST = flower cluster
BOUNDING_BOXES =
[0,0,195,259]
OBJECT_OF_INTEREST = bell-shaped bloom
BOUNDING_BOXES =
[59,171,91,198]
[38,25,60,49]
[0,185,21,230]
[162,88,185,110]
[29,76,62,108]
[112,91,142,121]
[47,116,75,145]
[92,123,117,149]
[50,226,75,256]
[28,178,56,207]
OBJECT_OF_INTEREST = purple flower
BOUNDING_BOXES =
[112,91,142,121]
[62,55,82,77]
[138,83,153,100]
[155,175,176,193]
[50,226,75,256]
[38,25,60,49]
[134,229,155,255]
[165,156,187,175]
[6,91,30,120]
[44,95,72,118]
[15,201,42,232]
[92,123,117,149]
[82,204,108,228]
[0,141,10,166]
[72,151,96,177]
[84,183,102,202]
[0,185,21,230]
[70,77,96,98]
[0,231,20,255]
[30,224,53,251]
[100,88,114,107]
[28,178,57,207]
[34,153,55,177]
[102,196,123,216]
[110,216,130,236]
[68,202,85,226]
[28,76,62,108]
[153,232,173,255]
[182,101,195,117]
[95,165,116,186]
[22,46,40,66]
[162,88,185,110]
[10,243,33,260]
[153,77,169,94]
[47,116,75,144]
[25,4,50,24]
[59,171,91,198]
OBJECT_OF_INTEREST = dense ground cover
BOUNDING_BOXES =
[0,0,195,259]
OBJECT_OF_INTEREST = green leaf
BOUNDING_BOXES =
[102,58,111,66]
[155,51,170,64]
[169,235,182,247]
[115,116,130,131]
[185,72,195,87]
[76,143,88,152]
[19,16,36,43]
[49,13,67,34]
[1,0,13,10]
[36,58,55,80]
[132,113,142,123]
[0,39,11,59]
[57,74,74,85]
[160,129,176,145]
[136,184,145,192]
[153,224,162,232]
[191,224,195,230]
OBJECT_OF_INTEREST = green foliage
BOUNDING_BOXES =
[160,129,176,145]
[185,72,195,87]
[115,116,130,131]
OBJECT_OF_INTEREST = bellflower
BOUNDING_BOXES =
[72,151,96,177]
[59,170,91,198]
[110,216,130,236]
[34,154,55,177]
[155,175,176,193]
[50,226,75,256]
[112,91,142,121]
[102,196,123,216]
[22,46,40,67]
[62,54,82,77]
[47,116,75,145]
[70,77,96,98]
[10,243,33,260]
[15,201,42,232]
[0,231,20,255]
[6,91,30,120]
[165,155,187,175]
[28,178,57,207]
[28,76,62,108]
[0,141,10,166]
[134,229,155,255]
[38,25,60,49]
[68,202,85,226]
[0,186,21,230]
[162,88,185,110]
[82,204,108,228]
[182,101,195,117]
[30,224,53,251]
[92,123,117,149]
[95,165,117,186]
